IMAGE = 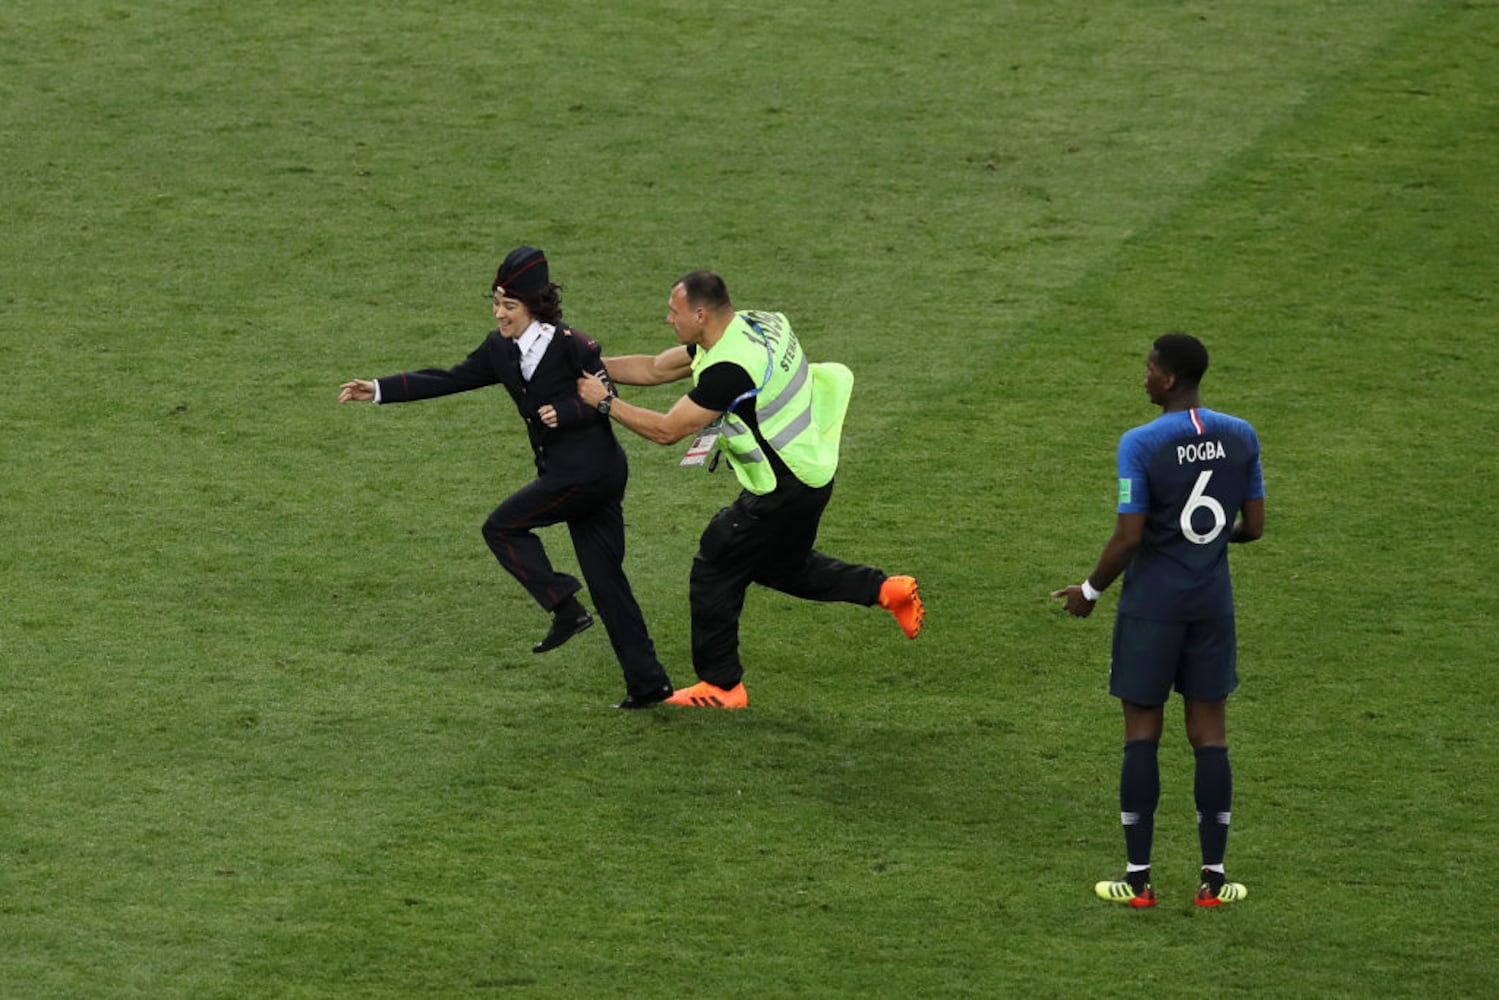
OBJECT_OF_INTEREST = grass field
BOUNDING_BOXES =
[4,1,1497,996]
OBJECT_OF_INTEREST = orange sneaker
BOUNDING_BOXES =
[665,681,748,709]
[879,575,924,639]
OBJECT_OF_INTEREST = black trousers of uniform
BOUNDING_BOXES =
[480,458,669,697]
[689,477,885,690]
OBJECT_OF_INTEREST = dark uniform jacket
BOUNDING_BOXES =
[376,324,619,481]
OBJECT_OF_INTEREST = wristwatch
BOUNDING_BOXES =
[596,396,612,415]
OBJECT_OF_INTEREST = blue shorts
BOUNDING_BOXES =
[1109,613,1238,706]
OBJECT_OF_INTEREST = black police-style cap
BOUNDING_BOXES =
[492,246,549,296]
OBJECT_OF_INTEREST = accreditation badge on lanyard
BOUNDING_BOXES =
[680,417,723,467]
[681,317,773,470]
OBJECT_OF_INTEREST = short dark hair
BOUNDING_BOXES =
[1153,332,1209,388]
[675,270,731,312]
[511,283,563,325]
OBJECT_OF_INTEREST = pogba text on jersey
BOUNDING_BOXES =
[1177,440,1227,464]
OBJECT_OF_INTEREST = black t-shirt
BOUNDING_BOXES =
[685,345,794,485]
[687,348,756,413]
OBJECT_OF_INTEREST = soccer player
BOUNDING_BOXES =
[574,270,923,709]
[1053,332,1264,908]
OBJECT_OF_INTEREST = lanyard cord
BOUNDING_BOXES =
[725,314,777,416]
[705,315,778,475]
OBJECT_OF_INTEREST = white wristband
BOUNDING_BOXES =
[1080,579,1102,602]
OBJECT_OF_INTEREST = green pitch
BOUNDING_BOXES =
[3,1,1496,996]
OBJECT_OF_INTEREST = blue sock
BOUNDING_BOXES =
[1120,739,1160,870]
[1194,745,1233,868]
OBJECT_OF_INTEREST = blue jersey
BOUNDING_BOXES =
[1115,407,1264,621]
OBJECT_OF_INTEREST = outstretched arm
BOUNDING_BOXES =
[577,371,719,445]
[340,338,500,408]
[603,346,692,386]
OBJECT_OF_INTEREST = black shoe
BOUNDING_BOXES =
[532,609,594,654]
[613,685,673,710]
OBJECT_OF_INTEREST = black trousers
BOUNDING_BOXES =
[689,478,885,690]
[480,457,669,697]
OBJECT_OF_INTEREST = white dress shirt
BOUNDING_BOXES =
[516,321,555,382]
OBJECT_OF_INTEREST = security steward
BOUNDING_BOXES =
[577,270,922,709]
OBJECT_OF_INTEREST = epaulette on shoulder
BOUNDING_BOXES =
[562,325,600,352]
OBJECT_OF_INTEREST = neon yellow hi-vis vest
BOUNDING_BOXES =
[691,310,854,495]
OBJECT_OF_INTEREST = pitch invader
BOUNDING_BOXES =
[1053,332,1265,908]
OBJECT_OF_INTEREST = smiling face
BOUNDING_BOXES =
[493,291,534,339]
